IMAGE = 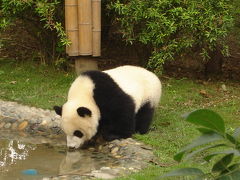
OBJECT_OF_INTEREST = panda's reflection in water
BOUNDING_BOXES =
[59,149,119,175]
[0,138,119,179]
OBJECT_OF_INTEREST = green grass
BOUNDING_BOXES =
[1,59,240,179]
[0,59,75,109]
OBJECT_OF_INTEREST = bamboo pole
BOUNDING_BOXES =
[65,0,79,56]
[78,0,92,55]
[92,0,101,57]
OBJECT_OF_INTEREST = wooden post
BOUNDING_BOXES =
[65,0,79,56]
[92,0,101,57]
[75,57,98,75]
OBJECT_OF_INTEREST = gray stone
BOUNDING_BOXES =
[111,147,119,154]
[4,123,11,129]
[90,171,116,179]
[33,118,42,124]
[3,117,17,123]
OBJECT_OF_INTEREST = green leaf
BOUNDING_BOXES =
[174,151,185,162]
[186,109,225,134]
[174,132,223,162]
[183,132,224,151]
[217,170,240,180]
[184,144,226,160]
[159,168,204,179]
[226,133,238,145]
[197,128,216,134]
[204,150,240,162]
[212,153,234,172]
[221,163,240,175]
[233,128,240,138]
[204,154,218,162]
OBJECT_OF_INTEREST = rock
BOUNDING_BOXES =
[41,120,48,126]
[42,178,51,180]
[111,147,119,154]
[112,139,120,144]
[222,84,227,91]
[88,147,95,152]
[18,121,28,130]
[35,118,43,124]
[100,167,111,170]
[37,126,46,132]
[0,122,5,129]
[18,131,27,137]
[98,145,103,151]
[119,143,128,147]
[91,171,116,179]
[4,123,11,129]
[108,144,114,148]
[11,122,18,130]
[3,117,17,123]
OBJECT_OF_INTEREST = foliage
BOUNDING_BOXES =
[0,0,69,63]
[233,0,240,40]
[160,109,240,180]
[108,0,234,71]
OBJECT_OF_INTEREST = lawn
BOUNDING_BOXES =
[0,58,240,179]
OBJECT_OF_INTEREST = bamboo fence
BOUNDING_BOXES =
[65,0,101,57]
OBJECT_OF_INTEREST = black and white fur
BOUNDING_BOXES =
[54,65,162,148]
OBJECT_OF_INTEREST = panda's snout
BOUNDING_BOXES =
[67,135,84,149]
[67,142,81,149]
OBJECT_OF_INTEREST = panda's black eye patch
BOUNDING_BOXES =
[73,130,83,138]
[77,107,92,117]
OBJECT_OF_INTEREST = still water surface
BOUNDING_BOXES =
[0,137,117,180]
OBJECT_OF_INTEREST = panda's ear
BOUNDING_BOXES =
[77,107,92,117]
[53,106,62,116]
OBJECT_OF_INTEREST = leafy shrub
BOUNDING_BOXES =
[108,0,234,71]
[0,0,69,63]
[160,109,240,180]
[233,0,240,40]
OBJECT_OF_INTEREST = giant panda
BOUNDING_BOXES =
[54,65,162,149]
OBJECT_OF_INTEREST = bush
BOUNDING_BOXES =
[0,0,69,63]
[160,109,240,180]
[108,0,234,71]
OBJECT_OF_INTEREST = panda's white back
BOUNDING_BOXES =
[104,65,161,112]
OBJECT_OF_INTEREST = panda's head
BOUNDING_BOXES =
[54,101,98,149]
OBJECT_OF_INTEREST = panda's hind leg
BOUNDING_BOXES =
[135,102,154,134]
